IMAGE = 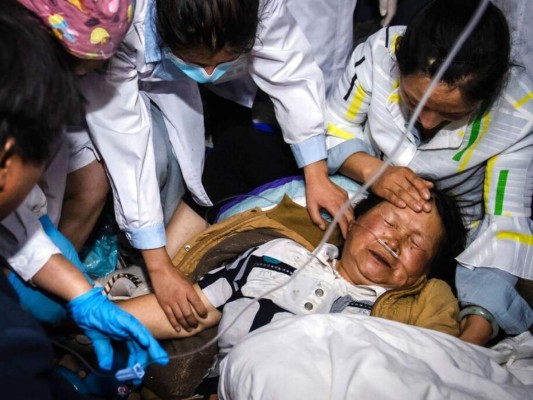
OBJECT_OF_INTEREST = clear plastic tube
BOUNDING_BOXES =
[168,0,491,366]
[58,0,492,377]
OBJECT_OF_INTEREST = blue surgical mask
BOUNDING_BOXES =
[164,50,236,84]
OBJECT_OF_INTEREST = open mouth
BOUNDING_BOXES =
[369,249,392,268]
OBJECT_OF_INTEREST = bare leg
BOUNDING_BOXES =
[165,201,208,258]
[59,160,109,251]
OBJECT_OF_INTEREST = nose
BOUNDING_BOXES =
[418,109,445,130]
[382,237,399,250]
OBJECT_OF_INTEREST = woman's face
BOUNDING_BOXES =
[0,140,44,220]
[400,74,478,133]
[338,200,445,289]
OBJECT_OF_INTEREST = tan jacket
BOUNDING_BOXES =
[173,196,459,336]
[372,276,460,336]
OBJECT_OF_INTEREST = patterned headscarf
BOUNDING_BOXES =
[19,0,135,60]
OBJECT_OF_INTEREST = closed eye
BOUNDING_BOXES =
[410,237,427,252]
[384,219,395,228]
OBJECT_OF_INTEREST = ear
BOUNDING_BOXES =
[0,138,15,190]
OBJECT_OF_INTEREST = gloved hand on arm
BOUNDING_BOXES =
[68,287,169,371]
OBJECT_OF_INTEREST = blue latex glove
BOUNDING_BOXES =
[68,287,169,371]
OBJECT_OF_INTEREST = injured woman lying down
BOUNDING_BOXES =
[121,185,471,396]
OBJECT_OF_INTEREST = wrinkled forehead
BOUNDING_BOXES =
[362,200,445,242]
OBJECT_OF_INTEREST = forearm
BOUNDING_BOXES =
[31,254,93,301]
[142,246,173,276]
[459,315,492,346]
[302,159,329,184]
[339,151,383,183]
[118,289,220,340]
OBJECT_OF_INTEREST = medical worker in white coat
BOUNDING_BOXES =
[4,0,134,317]
[286,0,397,96]
[3,0,135,318]
[79,0,353,331]
[326,0,533,345]
[0,1,167,373]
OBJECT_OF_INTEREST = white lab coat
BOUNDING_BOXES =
[0,187,60,281]
[0,137,72,280]
[79,0,327,249]
[326,27,533,280]
[0,127,99,281]
[286,0,357,95]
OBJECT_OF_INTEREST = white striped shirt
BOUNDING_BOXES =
[198,239,386,370]
[326,26,533,280]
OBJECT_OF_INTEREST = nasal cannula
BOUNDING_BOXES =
[53,0,491,383]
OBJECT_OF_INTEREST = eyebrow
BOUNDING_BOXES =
[401,84,474,117]
[389,210,425,238]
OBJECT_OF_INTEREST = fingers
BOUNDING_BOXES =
[162,295,199,332]
[309,200,353,238]
[400,171,433,212]
[150,267,203,332]
[376,185,407,210]
[124,320,169,366]
[90,334,114,370]
[306,181,354,237]
[83,300,168,372]
[375,167,433,213]
[307,202,326,231]
[326,201,354,238]
[124,342,147,386]
[188,290,208,319]
[120,315,168,369]
[330,188,353,238]
[336,209,351,238]
[173,299,199,330]
[120,312,157,348]
[145,337,169,366]
[389,183,425,212]
[126,340,148,370]
[406,174,433,200]
[162,304,185,333]
[406,174,434,212]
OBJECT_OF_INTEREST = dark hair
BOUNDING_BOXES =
[0,1,81,164]
[395,0,510,106]
[155,0,261,56]
[354,184,467,292]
